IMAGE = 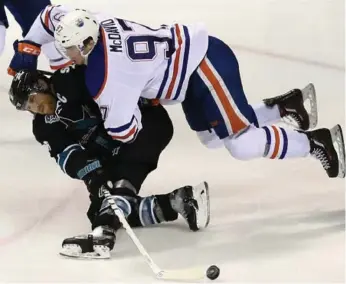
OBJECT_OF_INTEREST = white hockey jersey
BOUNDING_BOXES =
[24,5,209,142]
[25,5,72,69]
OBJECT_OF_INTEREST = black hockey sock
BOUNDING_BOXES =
[90,192,178,229]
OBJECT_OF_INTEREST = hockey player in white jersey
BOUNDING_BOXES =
[8,6,345,179]
[5,3,72,72]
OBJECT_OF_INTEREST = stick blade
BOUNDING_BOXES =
[156,267,206,281]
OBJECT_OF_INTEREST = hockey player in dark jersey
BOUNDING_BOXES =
[8,66,210,259]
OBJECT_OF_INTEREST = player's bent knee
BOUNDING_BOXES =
[197,130,224,149]
[223,127,267,160]
[224,137,253,160]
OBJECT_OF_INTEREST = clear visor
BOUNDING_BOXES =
[55,41,81,59]
[55,40,92,60]
[16,91,37,111]
[20,79,49,111]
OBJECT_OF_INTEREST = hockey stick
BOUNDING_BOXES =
[102,188,207,281]
[38,69,54,76]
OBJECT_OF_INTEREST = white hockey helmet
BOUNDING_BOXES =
[54,9,99,57]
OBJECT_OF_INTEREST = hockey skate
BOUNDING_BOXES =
[263,83,317,130]
[306,124,345,178]
[170,182,210,231]
[59,225,116,259]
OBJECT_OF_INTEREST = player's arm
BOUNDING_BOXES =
[85,39,149,143]
[33,116,121,201]
[7,5,70,75]
[33,116,103,180]
[95,83,143,144]
[25,5,69,44]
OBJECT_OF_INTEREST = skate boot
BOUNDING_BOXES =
[60,225,116,259]
[263,83,317,130]
[306,124,345,178]
[169,182,210,231]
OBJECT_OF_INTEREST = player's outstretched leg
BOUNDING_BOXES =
[262,83,317,130]
[60,225,117,259]
[60,181,210,259]
[192,84,318,150]
[60,181,136,259]
[60,191,128,259]
[223,124,345,178]
[183,36,319,154]
[138,182,210,231]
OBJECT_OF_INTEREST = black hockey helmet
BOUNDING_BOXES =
[9,70,50,110]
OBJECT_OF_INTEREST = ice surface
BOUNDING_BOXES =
[0,0,344,282]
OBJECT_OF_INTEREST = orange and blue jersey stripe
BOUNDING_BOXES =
[156,24,190,101]
[39,5,60,37]
[106,115,139,143]
[263,126,288,159]
[197,57,251,136]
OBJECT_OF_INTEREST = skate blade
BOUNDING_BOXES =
[302,83,318,129]
[330,125,345,178]
[59,244,111,259]
[192,181,211,229]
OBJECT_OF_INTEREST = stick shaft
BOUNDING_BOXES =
[38,69,54,76]
[103,189,162,275]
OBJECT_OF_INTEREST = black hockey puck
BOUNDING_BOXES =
[206,265,220,280]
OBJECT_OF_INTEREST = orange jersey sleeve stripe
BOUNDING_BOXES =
[165,24,183,99]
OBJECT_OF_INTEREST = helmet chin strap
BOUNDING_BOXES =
[83,51,91,65]
[79,43,96,65]
[82,52,89,65]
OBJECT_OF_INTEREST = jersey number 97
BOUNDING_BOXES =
[118,19,173,61]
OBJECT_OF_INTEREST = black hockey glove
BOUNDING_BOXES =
[84,167,113,198]
[75,121,122,158]
[138,98,160,108]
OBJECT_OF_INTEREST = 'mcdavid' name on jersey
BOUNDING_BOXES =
[100,19,123,53]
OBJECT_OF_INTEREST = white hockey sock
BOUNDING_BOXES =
[262,126,310,158]
[223,126,310,160]
[251,103,281,126]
